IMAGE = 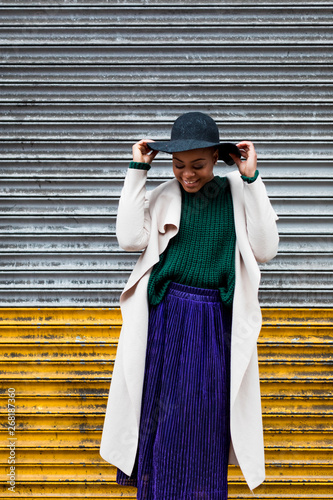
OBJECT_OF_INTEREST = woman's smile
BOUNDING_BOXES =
[172,147,218,193]
[183,179,199,186]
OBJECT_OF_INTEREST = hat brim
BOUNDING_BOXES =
[147,140,241,166]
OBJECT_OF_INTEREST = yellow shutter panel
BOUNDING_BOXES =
[0,308,331,498]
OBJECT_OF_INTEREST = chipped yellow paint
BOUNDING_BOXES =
[262,308,333,326]
[0,308,122,325]
[0,326,120,343]
[0,308,332,499]
[0,307,332,326]
[0,463,332,483]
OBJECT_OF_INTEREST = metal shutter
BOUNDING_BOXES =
[0,2,332,499]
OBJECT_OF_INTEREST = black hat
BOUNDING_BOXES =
[147,111,241,166]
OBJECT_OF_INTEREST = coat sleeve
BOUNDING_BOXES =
[116,168,152,252]
[242,175,279,263]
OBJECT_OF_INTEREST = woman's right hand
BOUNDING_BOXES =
[132,139,159,164]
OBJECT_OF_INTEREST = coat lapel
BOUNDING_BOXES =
[121,178,182,299]
[226,172,262,405]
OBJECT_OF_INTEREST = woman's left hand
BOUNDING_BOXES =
[229,140,257,177]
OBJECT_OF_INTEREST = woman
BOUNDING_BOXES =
[100,112,279,499]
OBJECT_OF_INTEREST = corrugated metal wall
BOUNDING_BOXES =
[0,2,332,499]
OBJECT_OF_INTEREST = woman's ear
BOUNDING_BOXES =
[213,147,219,164]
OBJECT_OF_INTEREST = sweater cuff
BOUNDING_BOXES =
[129,161,151,171]
[241,169,259,184]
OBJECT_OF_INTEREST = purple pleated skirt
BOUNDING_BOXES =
[116,281,232,500]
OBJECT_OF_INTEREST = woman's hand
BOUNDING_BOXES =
[229,140,257,178]
[132,139,159,164]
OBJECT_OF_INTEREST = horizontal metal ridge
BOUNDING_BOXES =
[1,6,333,25]
[0,235,119,252]
[0,254,140,270]
[259,327,333,343]
[0,268,331,277]
[0,253,331,271]
[0,325,331,343]
[0,485,326,500]
[1,122,333,140]
[0,198,331,216]
[0,447,326,467]
[0,378,330,392]
[0,217,115,234]
[0,234,330,253]
[2,46,333,64]
[276,217,333,234]
[258,291,333,307]
[1,141,333,160]
[0,361,114,379]
[0,414,331,432]
[1,26,333,45]
[1,359,331,378]
[0,215,331,234]
[1,0,332,5]
[2,83,333,101]
[1,338,332,349]
[0,466,331,494]
[0,273,331,293]
[0,159,332,179]
[0,344,332,363]
[260,271,333,288]
[261,254,333,270]
[0,178,331,196]
[0,328,120,344]
[1,102,333,121]
[1,65,333,84]
[0,400,331,417]
[0,290,330,306]
[258,346,333,362]
[0,307,330,324]
[0,430,330,450]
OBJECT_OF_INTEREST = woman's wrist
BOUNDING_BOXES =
[129,161,151,171]
[241,169,259,183]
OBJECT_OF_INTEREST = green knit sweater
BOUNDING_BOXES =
[127,161,259,307]
[146,173,236,307]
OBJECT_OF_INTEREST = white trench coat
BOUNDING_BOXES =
[100,167,279,492]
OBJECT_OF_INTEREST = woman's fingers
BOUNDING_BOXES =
[132,139,159,164]
[230,141,257,177]
[236,141,256,159]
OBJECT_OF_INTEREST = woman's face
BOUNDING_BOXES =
[172,147,219,193]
